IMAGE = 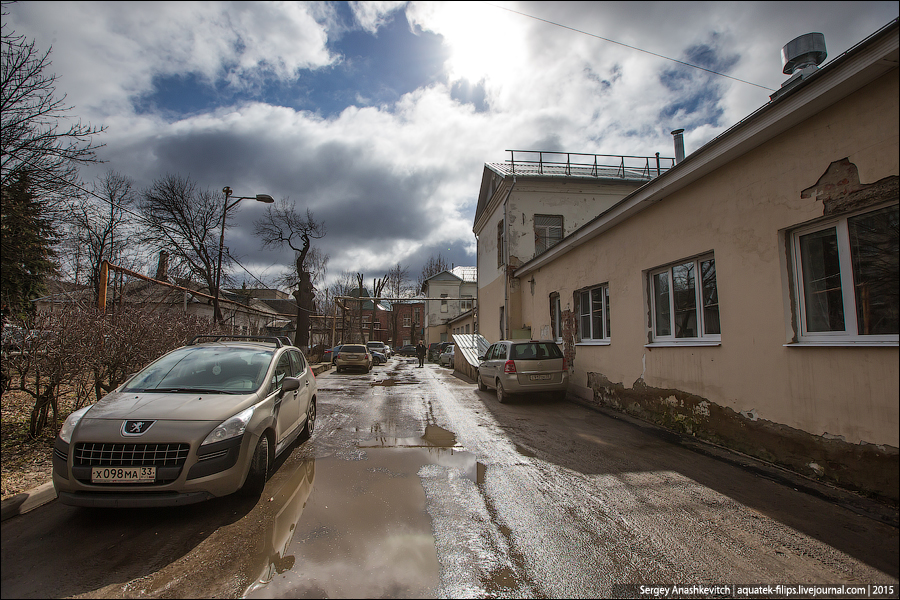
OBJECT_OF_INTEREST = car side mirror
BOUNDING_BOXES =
[279,377,301,397]
[477,355,485,361]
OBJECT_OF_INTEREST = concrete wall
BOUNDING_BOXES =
[519,70,899,501]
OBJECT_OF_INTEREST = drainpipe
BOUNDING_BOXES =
[671,129,685,164]
[503,177,516,340]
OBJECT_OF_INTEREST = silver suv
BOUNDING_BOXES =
[53,335,317,507]
[366,341,388,358]
[477,340,568,403]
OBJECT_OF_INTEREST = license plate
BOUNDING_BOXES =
[91,466,156,483]
[530,374,552,381]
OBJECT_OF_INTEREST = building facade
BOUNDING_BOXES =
[474,22,899,500]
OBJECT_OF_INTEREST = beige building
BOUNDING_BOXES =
[473,151,674,342]
[421,266,477,346]
[473,22,899,500]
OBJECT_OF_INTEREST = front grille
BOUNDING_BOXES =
[74,443,190,467]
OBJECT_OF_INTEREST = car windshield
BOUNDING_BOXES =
[122,346,274,394]
[511,342,563,360]
[341,345,367,353]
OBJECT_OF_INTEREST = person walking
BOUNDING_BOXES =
[415,340,427,368]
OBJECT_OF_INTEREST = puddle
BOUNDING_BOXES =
[359,425,484,484]
[244,425,484,598]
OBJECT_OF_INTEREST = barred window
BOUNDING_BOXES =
[535,215,563,255]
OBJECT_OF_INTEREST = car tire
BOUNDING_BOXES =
[496,380,507,404]
[477,372,488,391]
[299,399,316,442]
[241,434,269,497]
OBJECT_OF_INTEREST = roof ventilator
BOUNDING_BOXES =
[770,32,827,101]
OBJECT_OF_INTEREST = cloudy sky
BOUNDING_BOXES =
[5,1,898,291]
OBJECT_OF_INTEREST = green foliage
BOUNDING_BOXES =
[1,172,57,316]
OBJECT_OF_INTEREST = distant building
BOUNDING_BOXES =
[421,266,477,346]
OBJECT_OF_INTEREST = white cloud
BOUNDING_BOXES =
[5,1,897,289]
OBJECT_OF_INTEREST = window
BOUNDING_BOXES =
[498,219,505,267]
[461,295,473,311]
[403,315,411,327]
[550,293,562,341]
[792,204,898,342]
[650,254,719,343]
[441,293,449,313]
[578,285,610,342]
[535,215,563,255]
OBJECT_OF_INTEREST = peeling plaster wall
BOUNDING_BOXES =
[516,68,899,501]
[584,371,899,502]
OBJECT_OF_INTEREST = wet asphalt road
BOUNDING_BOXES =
[1,358,898,598]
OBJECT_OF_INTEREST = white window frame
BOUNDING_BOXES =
[790,203,899,346]
[534,214,563,255]
[550,292,562,343]
[577,284,610,345]
[648,253,720,347]
[403,315,411,327]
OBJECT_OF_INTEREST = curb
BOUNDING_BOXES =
[1,482,57,521]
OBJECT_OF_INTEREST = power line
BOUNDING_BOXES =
[485,3,776,92]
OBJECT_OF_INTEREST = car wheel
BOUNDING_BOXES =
[496,380,507,404]
[477,371,488,391]
[241,434,269,497]
[300,399,316,442]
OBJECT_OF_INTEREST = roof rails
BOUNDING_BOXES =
[188,335,295,348]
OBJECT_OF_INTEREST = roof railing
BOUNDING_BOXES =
[506,150,675,180]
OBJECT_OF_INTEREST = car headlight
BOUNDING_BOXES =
[59,405,92,444]
[201,405,255,446]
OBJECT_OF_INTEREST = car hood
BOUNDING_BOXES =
[84,390,260,422]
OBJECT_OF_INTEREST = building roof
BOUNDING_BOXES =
[513,18,899,279]
[451,266,477,283]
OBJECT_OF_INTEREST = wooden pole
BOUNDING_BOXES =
[98,260,109,312]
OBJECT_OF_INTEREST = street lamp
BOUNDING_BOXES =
[213,186,275,324]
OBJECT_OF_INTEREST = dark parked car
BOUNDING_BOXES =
[53,335,317,507]
[397,345,417,357]
[322,345,342,365]
[427,342,443,361]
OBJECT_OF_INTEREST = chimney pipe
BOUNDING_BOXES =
[671,129,685,164]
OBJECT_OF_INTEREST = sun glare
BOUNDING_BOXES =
[431,2,524,86]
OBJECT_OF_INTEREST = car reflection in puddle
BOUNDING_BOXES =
[244,425,484,599]
[245,458,316,595]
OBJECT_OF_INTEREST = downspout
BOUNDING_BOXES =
[503,177,516,340]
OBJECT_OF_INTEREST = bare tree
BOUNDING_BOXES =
[416,252,451,290]
[385,263,410,346]
[138,174,223,302]
[1,7,105,203]
[254,199,325,348]
[322,270,359,345]
[369,275,387,342]
[68,170,137,302]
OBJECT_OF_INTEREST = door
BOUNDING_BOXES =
[289,349,313,434]
[271,351,301,449]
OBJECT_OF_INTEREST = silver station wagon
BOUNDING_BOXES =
[52,335,317,507]
[477,340,569,403]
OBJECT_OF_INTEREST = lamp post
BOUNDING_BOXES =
[213,186,275,324]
